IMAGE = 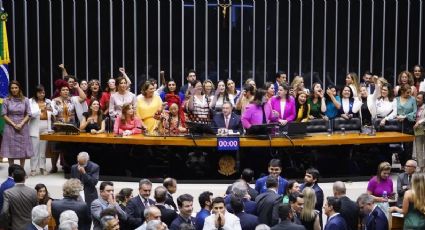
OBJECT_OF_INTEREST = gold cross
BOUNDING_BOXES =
[218,1,232,19]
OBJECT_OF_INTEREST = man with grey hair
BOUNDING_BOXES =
[397,159,417,206]
[70,151,99,208]
[135,206,162,230]
[127,179,155,228]
[58,220,79,230]
[52,179,91,230]
[332,181,358,230]
[146,219,167,230]
[59,210,79,226]
[224,181,257,215]
[356,193,388,230]
[27,205,50,229]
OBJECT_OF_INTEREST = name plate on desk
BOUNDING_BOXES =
[217,137,240,151]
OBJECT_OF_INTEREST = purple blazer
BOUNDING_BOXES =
[269,96,296,122]
[241,102,273,129]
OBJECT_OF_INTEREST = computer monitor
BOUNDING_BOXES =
[246,123,275,137]
[185,121,216,136]
[281,122,307,137]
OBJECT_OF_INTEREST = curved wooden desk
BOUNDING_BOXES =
[40,132,414,147]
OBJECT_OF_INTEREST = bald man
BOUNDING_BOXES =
[332,181,359,230]
[397,159,417,206]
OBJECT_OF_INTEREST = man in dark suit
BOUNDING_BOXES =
[230,195,259,230]
[333,181,359,230]
[169,194,196,230]
[300,168,324,227]
[0,168,38,230]
[52,179,92,230]
[153,186,177,227]
[225,168,259,201]
[26,205,50,230]
[273,72,287,95]
[255,159,288,195]
[163,177,178,210]
[0,164,21,212]
[397,159,417,206]
[179,69,197,101]
[225,180,257,215]
[212,101,242,131]
[361,71,375,94]
[270,204,306,230]
[255,176,282,227]
[70,152,99,208]
[126,179,155,229]
[323,196,348,230]
[357,193,388,230]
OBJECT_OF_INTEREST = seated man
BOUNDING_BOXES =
[255,159,288,195]
[212,101,241,131]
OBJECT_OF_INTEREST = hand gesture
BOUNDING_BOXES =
[78,165,86,174]
[58,64,65,69]
[380,119,386,126]
[326,88,333,96]
[119,67,126,74]
[215,212,225,228]
[107,193,116,205]
[279,119,288,126]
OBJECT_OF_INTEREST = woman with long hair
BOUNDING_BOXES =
[324,85,341,120]
[109,76,137,118]
[345,72,361,98]
[282,180,301,204]
[308,83,327,120]
[86,79,102,105]
[187,80,211,123]
[395,71,417,97]
[295,91,311,122]
[226,79,241,104]
[270,84,296,125]
[100,78,116,115]
[291,76,309,97]
[264,82,275,101]
[79,99,105,134]
[203,79,215,101]
[113,103,143,136]
[210,80,234,112]
[390,173,425,229]
[413,65,424,92]
[300,187,321,230]
[29,85,56,176]
[376,83,397,126]
[35,183,52,215]
[1,81,33,167]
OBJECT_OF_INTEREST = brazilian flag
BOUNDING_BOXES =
[0,10,10,135]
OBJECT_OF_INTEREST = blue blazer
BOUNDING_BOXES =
[0,177,15,211]
[224,196,257,215]
[236,212,259,230]
[365,206,388,230]
[325,214,348,230]
[212,112,242,131]
[125,195,155,229]
[255,176,288,195]
[70,161,99,207]
[25,223,38,230]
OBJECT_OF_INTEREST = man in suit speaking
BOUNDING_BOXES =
[212,101,241,131]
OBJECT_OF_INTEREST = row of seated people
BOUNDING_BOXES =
[1,157,424,230]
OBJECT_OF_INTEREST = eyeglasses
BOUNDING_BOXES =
[405,165,416,168]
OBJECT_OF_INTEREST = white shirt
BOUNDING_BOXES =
[376,98,397,119]
[280,101,287,119]
[341,98,361,114]
[203,211,242,230]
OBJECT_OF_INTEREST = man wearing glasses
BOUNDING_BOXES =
[396,159,417,206]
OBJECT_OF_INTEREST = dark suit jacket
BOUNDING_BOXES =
[365,206,388,230]
[52,197,92,230]
[155,204,177,226]
[236,212,259,230]
[270,220,306,230]
[212,112,242,131]
[396,172,411,206]
[225,184,258,201]
[0,184,38,230]
[224,196,257,215]
[324,214,348,230]
[255,189,282,226]
[70,161,99,207]
[339,196,359,230]
[165,193,177,210]
[125,195,155,228]
[25,223,39,230]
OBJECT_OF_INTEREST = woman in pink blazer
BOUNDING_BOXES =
[270,84,296,125]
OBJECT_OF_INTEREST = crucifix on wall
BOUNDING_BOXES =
[218,0,232,19]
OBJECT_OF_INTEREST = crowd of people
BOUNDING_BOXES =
[1,64,425,175]
[0,156,424,230]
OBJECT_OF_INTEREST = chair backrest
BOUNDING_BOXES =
[306,119,329,133]
[333,117,361,131]
[374,118,402,132]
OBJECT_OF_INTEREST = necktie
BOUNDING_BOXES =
[225,116,229,129]
[408,175,411,183]
[144,199,149,207]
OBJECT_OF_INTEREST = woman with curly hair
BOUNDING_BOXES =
[395,70,417,97]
